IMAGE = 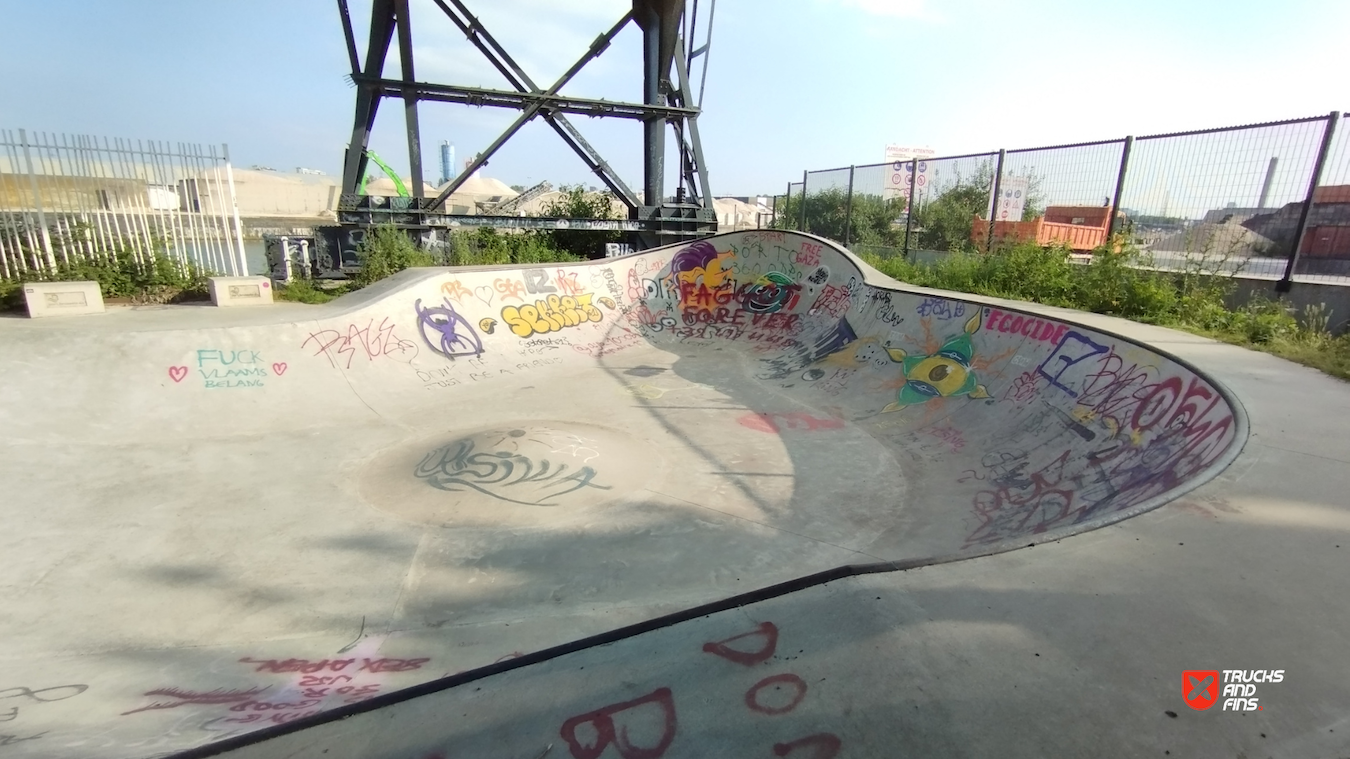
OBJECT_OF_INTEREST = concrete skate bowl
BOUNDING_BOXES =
[0,230,1245,758]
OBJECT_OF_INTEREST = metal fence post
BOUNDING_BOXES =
[222,143,249,276]
[799,170,808,232]
[1107,136,1134,242]
[843,165,855,248]
[1277,110,1340,293]
[903,159,918,260]
[986,148,1005,252]
[783,181,792,228]
[18,129,56,271]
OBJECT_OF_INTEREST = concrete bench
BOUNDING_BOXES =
[208,276,274,307]
[23,281,105,318]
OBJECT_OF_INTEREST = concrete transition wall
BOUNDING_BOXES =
[0,231,1242,758]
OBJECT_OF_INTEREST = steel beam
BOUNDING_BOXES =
[336,0,361,75]
[636,1,666,209]
[424,11,638,211]
[341,0,397,194]
[353,77,695,121]
[671,35,711,209]
[425,0,643,207]
[393,0,423,198]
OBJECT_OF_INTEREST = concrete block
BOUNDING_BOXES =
[208,276,274,307]
[22,281,105,318]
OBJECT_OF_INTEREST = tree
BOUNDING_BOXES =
[912,162,995,253]
[771,188,907,249]
[536,185,623,259]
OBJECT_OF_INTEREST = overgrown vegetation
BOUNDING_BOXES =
[440,227,583,267]
[536,185,623,260]
[775,162,1045,255]
[349,224,438,287]
[864,239,1350,381]
[272,223,584,304]
[1,237,212,310]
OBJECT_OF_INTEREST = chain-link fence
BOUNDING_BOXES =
[779,111,1348,289]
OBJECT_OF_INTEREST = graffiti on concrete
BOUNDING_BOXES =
[555,619,840,759]
[1,684,88,748]
[882,311,991,412]
[415,298,484,360]
[560,688,677,759]
[170,349,283,389]
[964,339,1236,546]
[120,652,434,731]
[737,412,844,434]
[415,434,612,506]
[302,318,419,369]
[501,294,605,339]
[702,622,779,666]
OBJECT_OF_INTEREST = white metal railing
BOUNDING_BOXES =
[0,129,248,280]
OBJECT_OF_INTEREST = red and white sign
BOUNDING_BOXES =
[883,145,934,203]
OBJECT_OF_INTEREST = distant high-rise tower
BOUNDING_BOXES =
[439,141,455,186]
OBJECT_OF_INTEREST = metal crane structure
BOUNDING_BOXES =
[334,0,717,251]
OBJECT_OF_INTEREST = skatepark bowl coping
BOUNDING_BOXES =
[0,230,1246,757]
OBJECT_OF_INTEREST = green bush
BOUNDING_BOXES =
[441,228,582,267]
[351,224,436,287]
[536,185,622,259]
[276,278,350,304]
[3,242,213,308]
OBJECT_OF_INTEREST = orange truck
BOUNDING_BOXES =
[971,205,1119,252]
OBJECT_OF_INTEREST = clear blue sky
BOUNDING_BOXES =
[2,0,1346,197]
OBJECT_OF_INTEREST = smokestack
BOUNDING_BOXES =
[1258,156,1278,209]
[439,141,455,186]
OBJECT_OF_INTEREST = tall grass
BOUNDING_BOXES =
[865,240,1350,381]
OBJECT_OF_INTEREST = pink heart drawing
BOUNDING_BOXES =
[168,366,188,383]
[272,362,288,376]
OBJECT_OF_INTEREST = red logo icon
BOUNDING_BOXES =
[1184,670,1220,710]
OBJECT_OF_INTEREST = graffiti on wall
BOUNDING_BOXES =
[501,294,605,339]
[962,330,1236,546]
[415,298,484,359]
[302,318,419,369]
[168,350,285,389]
[881,312,991,412]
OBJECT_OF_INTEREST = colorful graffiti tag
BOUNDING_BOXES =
[882,312,991,412]
[501,294,605,339]
[415,298,484,359]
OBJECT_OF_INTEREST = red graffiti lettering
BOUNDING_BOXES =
[809,286,850,318]
[359,657,430,673]
[495,278,526,302]
[794,243,822,267]
[745,674,808,715]
[738,412,844,434]
[302,318,418,369]
[121,686,270,716]
[239,658,355,674]
[555,269,585,296]
[559,687,677,759]
[702,622,778,666]
[773,734,843,758]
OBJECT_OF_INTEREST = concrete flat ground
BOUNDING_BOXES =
[4,231,1335,759]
